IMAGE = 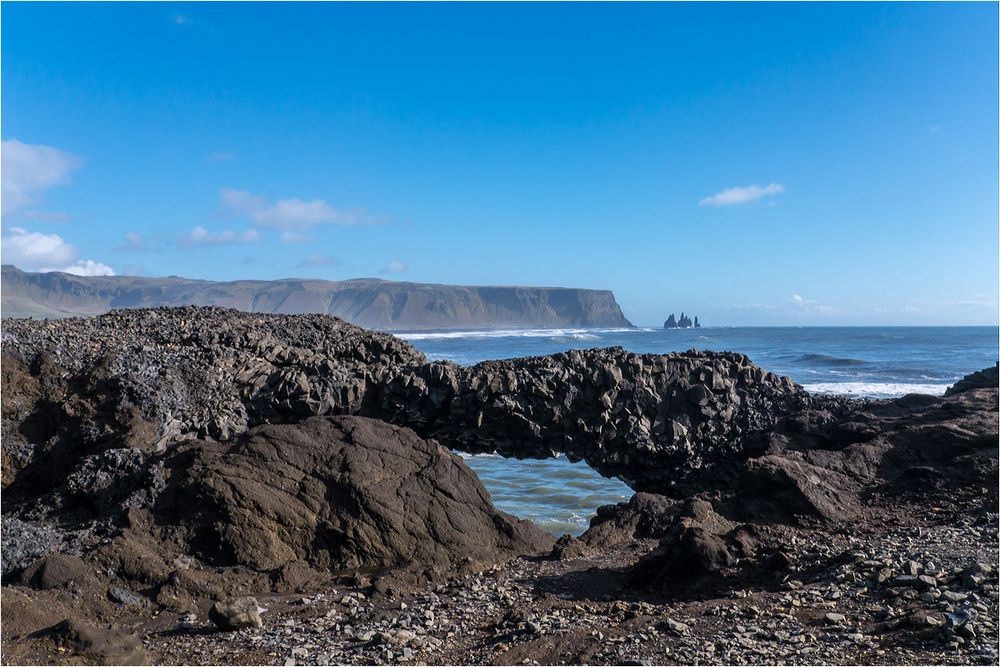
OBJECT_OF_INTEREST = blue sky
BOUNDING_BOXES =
[2,2,997,326]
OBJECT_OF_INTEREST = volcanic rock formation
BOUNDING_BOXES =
[2,306,807,495]
[1,307,996,665]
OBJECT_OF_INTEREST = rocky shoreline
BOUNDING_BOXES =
[1,307,997,665]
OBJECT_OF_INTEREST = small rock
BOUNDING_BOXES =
[209,597,263,631]
[665,618,689,634]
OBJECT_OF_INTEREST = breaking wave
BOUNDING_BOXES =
[804,382,949,398]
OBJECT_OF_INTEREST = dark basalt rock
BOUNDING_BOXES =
[2,306,808,496]
[377,347,808,493]
[2,308,996,603]
[663,313,698,329]
[946,363,998,396]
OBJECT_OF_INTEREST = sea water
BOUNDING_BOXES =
[399,326,999,535]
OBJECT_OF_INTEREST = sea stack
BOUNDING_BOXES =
[663,312,699,329]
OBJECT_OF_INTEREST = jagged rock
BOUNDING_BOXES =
[209,597,263,630]
[1,307,810,496]
[582,493,679,548]
[946,363,998,396]
[0,516,62,576]
[623,500,768,593]
[2,308,996,606]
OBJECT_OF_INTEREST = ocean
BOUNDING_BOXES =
[399,326,999,536]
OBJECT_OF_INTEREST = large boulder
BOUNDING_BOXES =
[158,416,553,572]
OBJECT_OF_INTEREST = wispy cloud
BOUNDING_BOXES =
[179,225,260,247]
[297,253,342,269]
[379,260,407,275]
[788,293,835,314]
[281,232,313,244]
[1,139,82,217]
[699,183,784,207]
[172,14,195,25]
[735,293,836,316]
[113,232,146,253]
[1,226,113,275]
[220,188,378,242]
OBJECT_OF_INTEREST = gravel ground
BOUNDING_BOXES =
[143,496,998,666]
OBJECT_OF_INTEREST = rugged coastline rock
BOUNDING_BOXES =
[1,307,996,665]
[1,306,806,496]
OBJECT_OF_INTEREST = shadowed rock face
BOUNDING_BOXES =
[2,306,807,495]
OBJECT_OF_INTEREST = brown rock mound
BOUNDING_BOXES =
[156,416,553,572]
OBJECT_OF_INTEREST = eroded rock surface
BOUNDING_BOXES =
[1,308,996,666]
[159,416,552,572]
[2,306,811,495]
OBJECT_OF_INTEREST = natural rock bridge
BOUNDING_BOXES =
[3,306,809,494]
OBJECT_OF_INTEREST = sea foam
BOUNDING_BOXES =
[803,382,949,399]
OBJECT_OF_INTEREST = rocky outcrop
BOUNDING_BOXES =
[663,312,698,329]
[160,416,552,572]
[0,265,633,329]
[2,307,806,496]
[589,367,999,595]
[945,363,998,396]
[383,348,806,493]
[2,414,552,582]
[3,308,995,595]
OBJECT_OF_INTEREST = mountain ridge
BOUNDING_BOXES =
[0,265,634,330]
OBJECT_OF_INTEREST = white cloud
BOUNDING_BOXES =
[220,188,368,241]
[297,253,342,268]
[699,183,784,207]
[789,294,815,307]
[1,226,113,275]
[46,259,115,276]
[1,139,82,216]
[2,227,78,267]
[179,226,260,247]
[379,260,407,275]
[172,14,194,25]
[114,232,145,252]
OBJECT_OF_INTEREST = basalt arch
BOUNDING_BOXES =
[2,307,808,497]
[370,348,807,494]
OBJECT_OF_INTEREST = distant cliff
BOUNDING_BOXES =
[0,265,633,330]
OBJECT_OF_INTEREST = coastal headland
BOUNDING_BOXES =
[0,265,632,330]
[1,307,996,665]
